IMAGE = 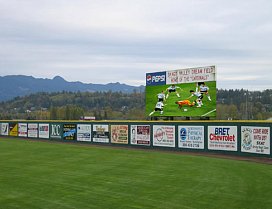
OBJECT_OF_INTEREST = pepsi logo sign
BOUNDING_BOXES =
[146,72,166,86]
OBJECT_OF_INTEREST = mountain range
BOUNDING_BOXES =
[0,75,145,102]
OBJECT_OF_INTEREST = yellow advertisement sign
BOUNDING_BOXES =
[111,125,128,144]
[9,123,18,136]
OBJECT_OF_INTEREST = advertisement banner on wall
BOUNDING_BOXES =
[93,124,110,143]
[28,123,38,138]
[9,123,18,136]
[39,123,49,139]
[18,123,28,137]
[153,125,175,147]
[63,124,76,140]
[50,123,62,139]
[130,125,150,146]
[111,125,128,144]
[178,126,204,149]
[0,123,9,135]
[208,126,237,151]
[77,124,92,142]
[241,126,270,155]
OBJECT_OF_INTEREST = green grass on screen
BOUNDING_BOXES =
[145,81,216,117]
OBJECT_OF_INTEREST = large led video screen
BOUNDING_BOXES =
[145,66,216,117]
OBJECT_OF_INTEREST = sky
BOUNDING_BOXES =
[0,0,272,90]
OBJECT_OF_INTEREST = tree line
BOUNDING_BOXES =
[0,89,271,120]
[217,89,272,120]
[0,91,145,120]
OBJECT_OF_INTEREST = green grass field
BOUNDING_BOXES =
[146,81,216,117]
[0,137,271,209]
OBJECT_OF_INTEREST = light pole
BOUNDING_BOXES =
[245,91,248,120]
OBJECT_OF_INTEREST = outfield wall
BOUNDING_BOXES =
[0,120,271,158]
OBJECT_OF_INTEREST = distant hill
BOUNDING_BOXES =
[0,75,145,102]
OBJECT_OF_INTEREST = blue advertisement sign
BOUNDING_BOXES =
[146,71,166,86]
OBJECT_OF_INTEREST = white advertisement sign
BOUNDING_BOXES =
[130,125,150,146]
[178,126,204,149]
[1,123,9,135]
[93,124,110,143]
[241,126,270,155]
[166,66,216,84]
[18,123,28,137]
[77,124,92,142]
[39,123,49,139]
[153,125,175,147]
[28,123,38,138]
[208,126,237,151]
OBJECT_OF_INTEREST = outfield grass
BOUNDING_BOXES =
[0,138,271,209]
[145,81,216,117]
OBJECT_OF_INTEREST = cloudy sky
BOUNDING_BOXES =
[0,0,271,90]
